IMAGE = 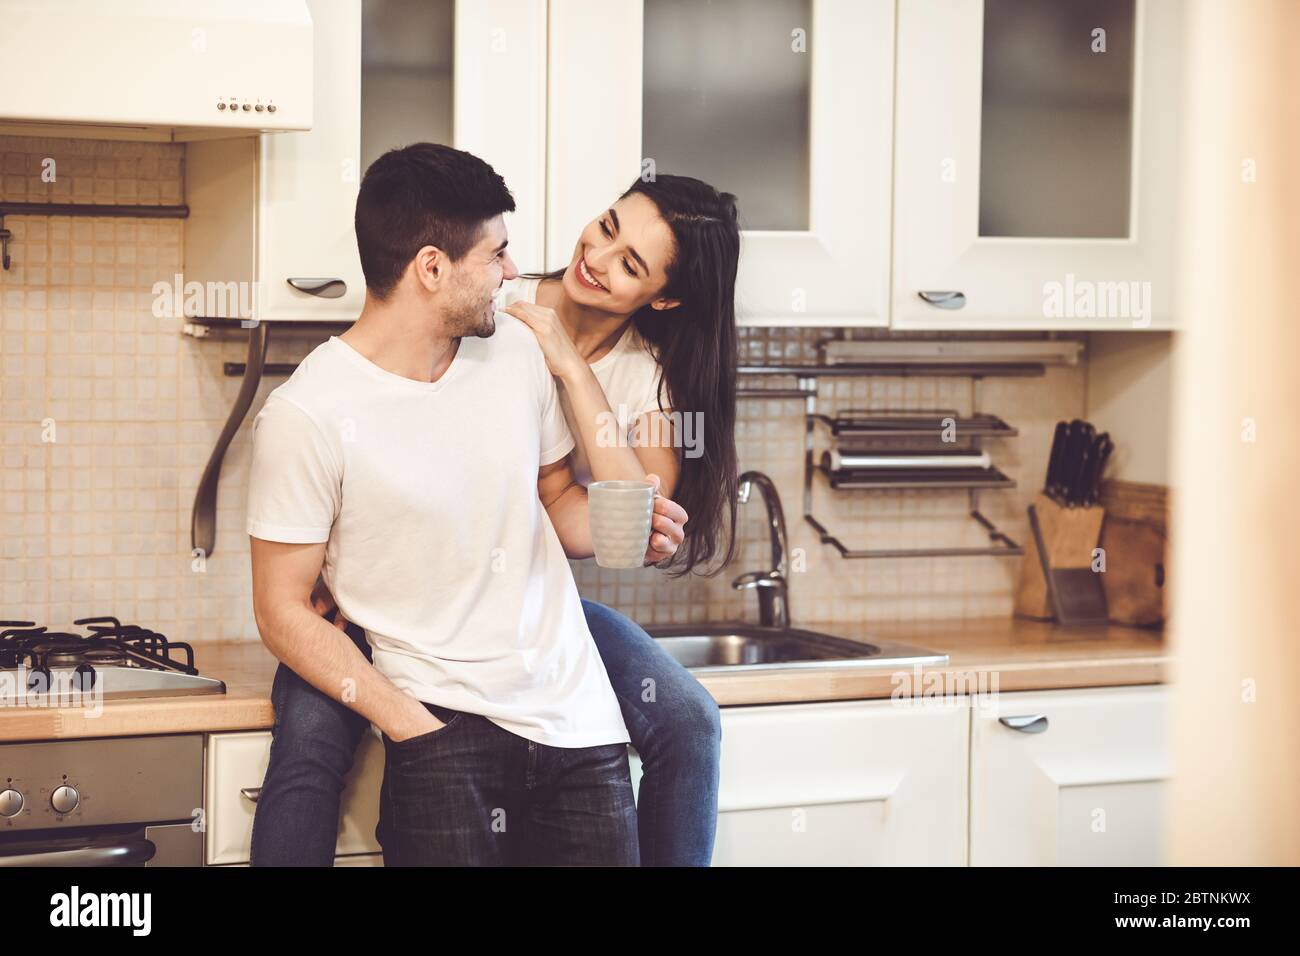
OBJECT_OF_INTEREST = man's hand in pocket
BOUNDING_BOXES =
[386,701,448,742]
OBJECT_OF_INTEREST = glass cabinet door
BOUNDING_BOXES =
[360,0,455,172]
[642,0,812,233]
[978,0,1135,239]
[548,0,895,326]
[358,0,547,270]
[894,0,1184,330]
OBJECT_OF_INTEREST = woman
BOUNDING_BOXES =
[502,174,741,865]
[505,174,740,578]
[251,174,741,867]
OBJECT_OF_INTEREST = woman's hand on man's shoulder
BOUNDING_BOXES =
[503,301,586,381]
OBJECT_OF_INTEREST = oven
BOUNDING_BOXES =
[0,735,205,867]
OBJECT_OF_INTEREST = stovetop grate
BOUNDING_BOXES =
[0,617,205,691]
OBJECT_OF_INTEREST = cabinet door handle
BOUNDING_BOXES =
[999,714,1049,734]
[917,290,966,309]
[286,277,347,299]
[240,787,262,803]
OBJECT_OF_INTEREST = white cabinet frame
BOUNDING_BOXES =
[454,0,548,272]
[892,0,1184,330]
[546,0,894,327]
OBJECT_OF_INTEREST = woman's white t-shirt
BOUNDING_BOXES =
[500,277,668,487]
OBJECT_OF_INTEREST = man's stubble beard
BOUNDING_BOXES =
[444,278,497,339]
[446,307,495,339]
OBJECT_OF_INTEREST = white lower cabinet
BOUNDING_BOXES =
[969,685,1170,866]
[203,729,384,866]
[631,698,970,866]
[206,685,1166,866]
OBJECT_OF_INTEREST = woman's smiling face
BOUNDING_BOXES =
[562,192,680,314]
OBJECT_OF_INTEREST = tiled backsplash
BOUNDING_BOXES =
[0,136,1086,642]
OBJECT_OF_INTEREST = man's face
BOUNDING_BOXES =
[443,215,518,338]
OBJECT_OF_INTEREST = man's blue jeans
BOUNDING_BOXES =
[249,600,722,866]
[377,699,639,865]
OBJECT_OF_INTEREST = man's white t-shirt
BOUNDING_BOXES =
[501,277,668,487]
[245,313,630,749]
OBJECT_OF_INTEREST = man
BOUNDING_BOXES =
[246,143,687,865]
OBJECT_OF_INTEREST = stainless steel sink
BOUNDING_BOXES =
[643,623,948,674]
[655,474,948,674]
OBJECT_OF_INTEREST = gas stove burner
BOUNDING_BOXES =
[0,615,224,703]
[42,642,128,668]
[82,645,130,665]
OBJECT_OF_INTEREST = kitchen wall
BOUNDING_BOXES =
[1084,331,1174,484]
[0,134,1089,641]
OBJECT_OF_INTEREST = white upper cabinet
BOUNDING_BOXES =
[453,0,548,272]
[892,0,1185,330]
[186,0,547,322]
[184,0,1185,330]
[185,0,362,323]
[258,0,366,322]
[546,0,895,327]
[360,0,548,276]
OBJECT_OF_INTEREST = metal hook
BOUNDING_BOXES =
[0,216,10,270]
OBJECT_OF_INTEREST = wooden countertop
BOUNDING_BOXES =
[0,617,1168,743]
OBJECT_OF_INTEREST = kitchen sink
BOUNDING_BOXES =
[642,623,948,674]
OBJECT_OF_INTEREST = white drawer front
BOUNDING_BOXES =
[632,699,969,867]
[205,728,383,865]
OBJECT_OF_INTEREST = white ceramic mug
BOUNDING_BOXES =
[588,479,656,569]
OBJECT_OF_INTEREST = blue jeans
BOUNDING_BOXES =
[377,700,639,865]
[249,599,721,866]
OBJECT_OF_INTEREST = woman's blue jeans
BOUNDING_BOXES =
[249,599,721,866]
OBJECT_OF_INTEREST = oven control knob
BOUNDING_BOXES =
[0,789,23,817]
[51,785,79,814]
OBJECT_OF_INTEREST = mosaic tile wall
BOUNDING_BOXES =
[0,135,1087,642]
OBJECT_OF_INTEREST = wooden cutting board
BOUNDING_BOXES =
[1097,480,1169,627]
[1098,515,1167,627]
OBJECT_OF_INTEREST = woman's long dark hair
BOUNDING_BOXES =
[530,174,740,577]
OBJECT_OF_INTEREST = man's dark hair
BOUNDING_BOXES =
[354,143,515,299]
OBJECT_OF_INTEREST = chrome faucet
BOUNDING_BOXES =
[732,470,791,630]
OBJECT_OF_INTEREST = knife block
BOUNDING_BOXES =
[1014,493,1106,620]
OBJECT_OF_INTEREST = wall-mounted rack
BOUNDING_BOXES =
[813,410,1018,440]
[0,201,190,270]
[814,411,1018,490]
[739,350,1050,560]
[739,362,1047,379]
[805,408,1023,558]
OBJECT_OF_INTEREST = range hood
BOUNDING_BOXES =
[0,0,313,141]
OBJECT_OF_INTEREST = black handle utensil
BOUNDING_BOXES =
[1044,421,1069,499]
[1082,433,1114,506]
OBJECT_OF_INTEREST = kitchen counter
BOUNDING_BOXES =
[0,617,1168,742]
